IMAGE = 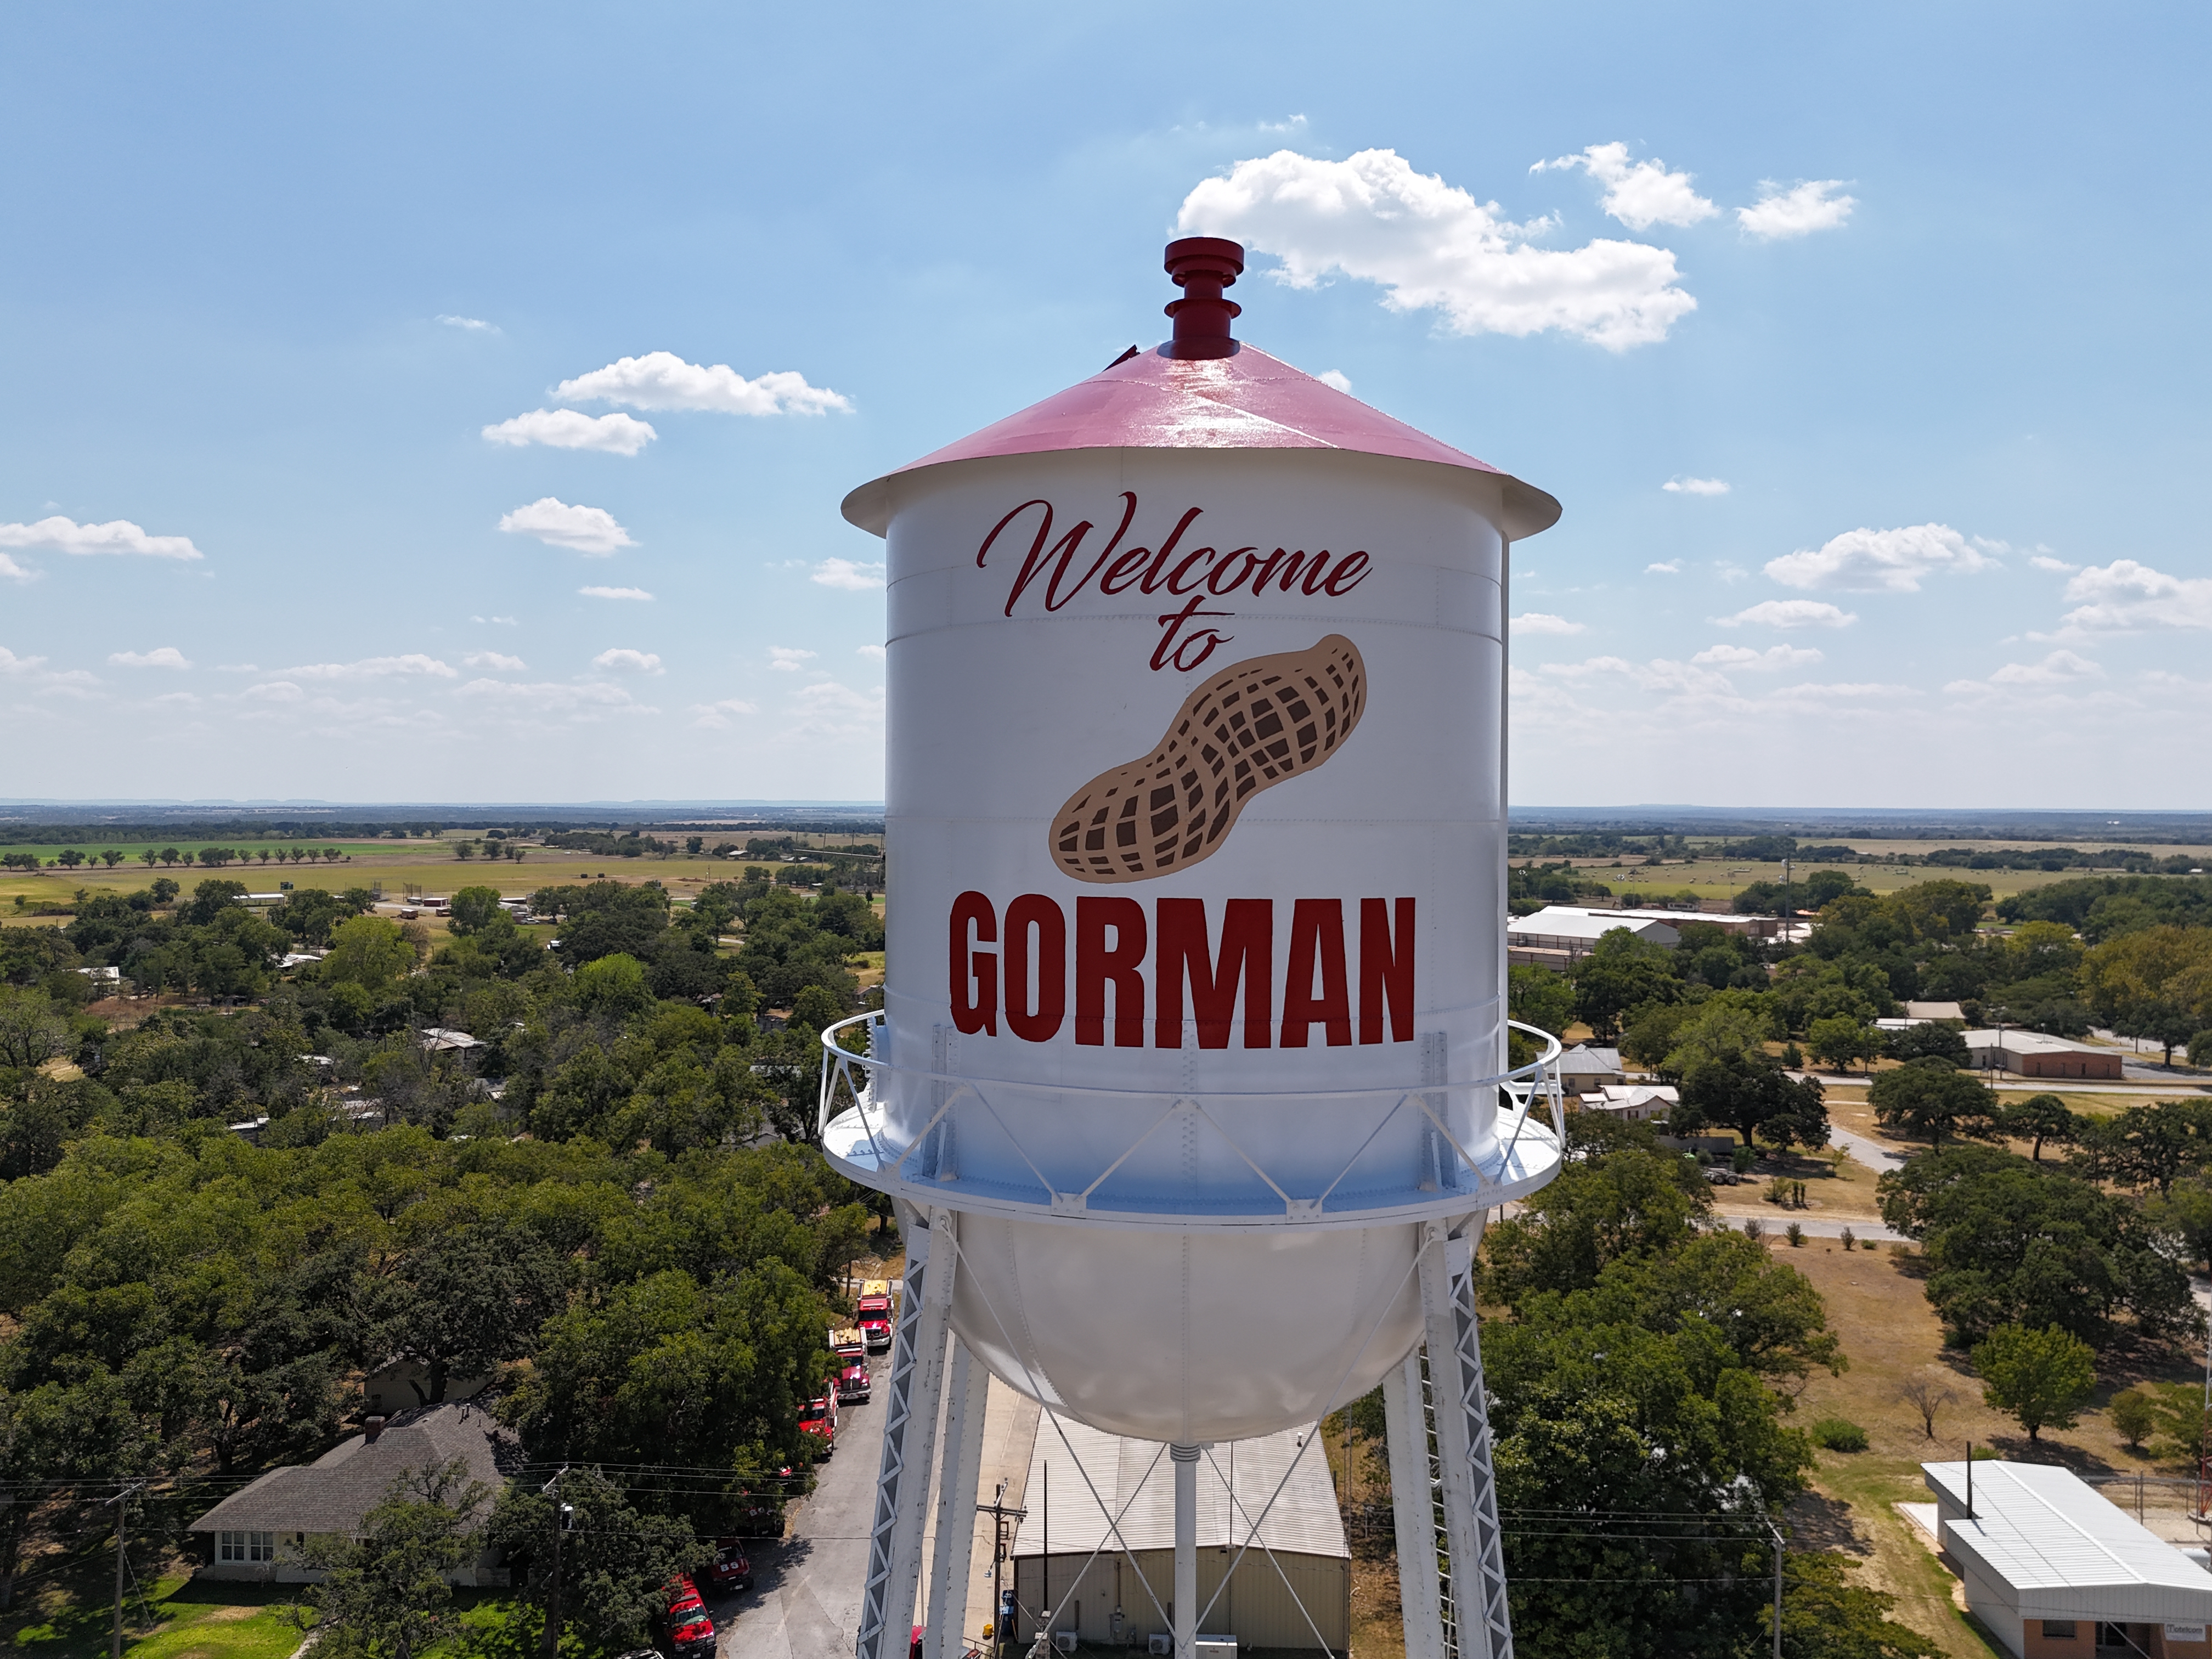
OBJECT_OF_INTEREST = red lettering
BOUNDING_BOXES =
[978,493,1136,615]
[1099,545,1153,595]
[1138,507,1206,593]
[1150,593,1233,672]
[1076,896,1147,1047]
[1002,894,1066,1042]
[1359,897,1416,1044]
[1204,547,1260,596]
[1164,544,1220,595]
[1281,900,1352,1047]
[1245,548,1307,592]
[1321,551,1370,595]
[950,890,998,1036]
[1155,898,1273,1049]
[1299,553,1334,596]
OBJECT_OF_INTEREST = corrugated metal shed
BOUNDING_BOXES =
[1012,1421,1348,1654]
[1014,1420,1346,1559]
[1924,1460,2212,1657]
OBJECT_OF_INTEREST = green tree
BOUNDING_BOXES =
[1485,1119,1711,1307]
[1869,1059,1997,1146]
[369,1218,566,1404]
[2111,1387,2158,1452]
[574,953,654,1018]
[1770,1552,1940,1659]
[301,1459,488,1659]
[2080,926,2212,1064]
[1567,928,1683,1040]
[322,916,417,989]
[2002,1092,2077,1161]
[0,989,72,1069]
[1972,1323,2095,1441]
[1506,964,1576,1040]
[447,886,504,935]
[1678,1052,1827,1150]
[1807,1015,1880,1074]
[2145,1178,2212,1277]
[1878,1147,2194,1346]
[486,1468,701,1655]
[789,984,847,1033]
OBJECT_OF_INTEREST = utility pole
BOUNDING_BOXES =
[105,1482,145,1659]
[1766,1519,1784,1659]
[540,1467,569,1659]
[975,1480,1025,1659]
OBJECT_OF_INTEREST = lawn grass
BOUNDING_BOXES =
[3,1562,309,1659]
[1779,1239,2204,1658]
[1556,840,2207,905]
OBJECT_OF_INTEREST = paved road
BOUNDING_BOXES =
[726,1395,882,1659]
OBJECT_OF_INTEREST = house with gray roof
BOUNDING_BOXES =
[190,1399,520,1584]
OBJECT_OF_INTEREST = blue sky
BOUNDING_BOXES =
[3,3,2207,809]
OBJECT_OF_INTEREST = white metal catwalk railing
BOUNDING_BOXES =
[817,1015,1566,1231]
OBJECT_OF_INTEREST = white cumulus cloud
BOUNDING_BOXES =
[0,647,50,674]
[1764,523,1997,592]
[857,644,887,661]
[1513,612,1585,635]
[810,557,887,592]
[579,585,654,601]
[243,681,304,703]
[769,646,817,672]
[456,679,658,719]
[1646,560,1683,575]
[274,655,458,680]
[1692,643,1824,670]
[0,554,33,583]
[482,409,658,456]
[555,352,852,416]
[1739,180,1856,240]
[463,651,527,671]
[0,516,205,560]
[1989,650,2104,685]
[2051,559,2212,634]
[109,646,191,670]
[1315,369,1354,393]
[1716,600,1858,630]
[592,648,663,675]
[1663,477,1730,496]
[689,697,760,730]
[2030,555,2079,573]
[1177,148,1697,351]
[1535,142,1718,230]
[498,498,637,556]
[437,314,496,332]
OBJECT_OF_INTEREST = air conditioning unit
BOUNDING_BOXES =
[1148,1637,1172,1656]
[1054,1635,1079,1654]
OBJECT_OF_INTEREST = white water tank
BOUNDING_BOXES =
[825,238,1562,1445]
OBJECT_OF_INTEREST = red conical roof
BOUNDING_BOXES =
[840,342,1561,540]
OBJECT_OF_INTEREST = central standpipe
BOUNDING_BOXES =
[1170,1443,1201,1659]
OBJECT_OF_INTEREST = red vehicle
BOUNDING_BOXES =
[837,1361,872,1404]
[856,1292,894,1353]
[662,1576,716,1656]
[799,1396,836,1458]
[707,1538,753,1592]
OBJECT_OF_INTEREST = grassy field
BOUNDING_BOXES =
[1780,1237,2204,1659]
[2,1562,309,1659]
[0,846,873,928]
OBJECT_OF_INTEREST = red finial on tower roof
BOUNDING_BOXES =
[1163,237,1244,360]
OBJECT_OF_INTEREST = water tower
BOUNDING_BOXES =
[821,238,1565,1659]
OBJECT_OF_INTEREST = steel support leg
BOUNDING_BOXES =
[1171,1442,1200,1659]
[1383,1351,1447,1659]
[1418,1219,1511,1659]
[925,1338,988,1659]
[859,1208,959,1659]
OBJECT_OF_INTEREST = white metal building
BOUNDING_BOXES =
[1011,1419,1350,1655]
[1506,908,1681,961]
[1960,1031,2124,1081]
[1924,1460,2212,1659]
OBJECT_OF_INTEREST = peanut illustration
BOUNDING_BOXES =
[1051,635,1366,883]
